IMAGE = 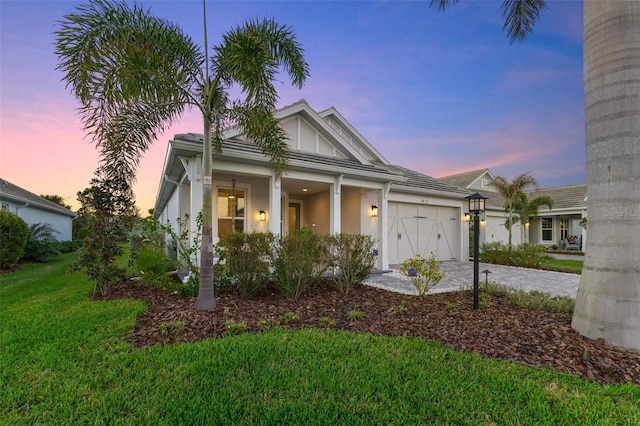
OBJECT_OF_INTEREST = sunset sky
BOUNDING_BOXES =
[0,0,584,213]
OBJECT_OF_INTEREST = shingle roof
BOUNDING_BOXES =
[385,165,470,196]
[0,178,76,217]
[438,169,490,188]
[526,184,587,210]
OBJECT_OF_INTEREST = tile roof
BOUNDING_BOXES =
[0,178,76,217]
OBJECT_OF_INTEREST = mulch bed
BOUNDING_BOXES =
[96,280,640,387]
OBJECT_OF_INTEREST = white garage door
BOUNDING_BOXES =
[387,203,459,264]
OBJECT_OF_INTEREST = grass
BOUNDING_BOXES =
[2,253,639,424]
[540,257,584,274]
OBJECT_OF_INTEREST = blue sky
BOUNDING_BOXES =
[0,0,584,211]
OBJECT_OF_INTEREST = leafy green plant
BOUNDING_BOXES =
[134,243,173,288]
[392,300,408,315]
[223,320,248,336]
[399,252,445,297]
[0,210,29,270]
[483,282,574,314]
[258,318,278,331]
[219,232,274,298]
[318,316,336,328]
[271,227,327,299]
[327,233,376,294]
[279,312,300,325]
[22,223,61,262]
[159,321,185,343]
[159,213,202,296]
[347,309,364,321]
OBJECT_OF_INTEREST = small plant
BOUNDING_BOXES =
[279,312,300,325]
[479,293,494,308]
[445,301,457,310]
[223,320,248,336]
[23,223,61,262]
[399,252,445,297]
[318,316,336,328]
[347,309,364,321]
[258,318,278,331]
[392,300,408,315]
[158,321,185,343]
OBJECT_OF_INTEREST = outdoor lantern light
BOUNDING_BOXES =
[465,192,488,310]
[371,205,378,217]
[259,210,266,221]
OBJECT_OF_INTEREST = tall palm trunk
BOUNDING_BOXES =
[572,0,640,351]
[195,117,215,310]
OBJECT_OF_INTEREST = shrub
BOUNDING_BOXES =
[270,227,328,299]
[134,243,173,287]
[481,242,549,268]
[0,210,29,270]
[483,282,574,314]
[327,233,376,294]
[23,223,61,262]
[399,252,445,297]
[219,232,274,298]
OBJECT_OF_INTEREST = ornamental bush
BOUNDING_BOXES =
[270,227,328,299]
[219,231,274,298]
[481,241,549,268]
[327,233,376,294]
[0,210,29,270]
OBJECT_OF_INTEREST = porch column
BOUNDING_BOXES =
[378,182,391,270]
[269,174,282,235]
[330,174,343,234]
[180,155,203,265]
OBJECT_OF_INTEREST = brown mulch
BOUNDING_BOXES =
[96,280,640,387]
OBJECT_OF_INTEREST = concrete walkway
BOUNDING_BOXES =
[365,261,580,299]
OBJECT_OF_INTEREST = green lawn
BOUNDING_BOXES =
[541,258,584,274]
[1,253,638,425]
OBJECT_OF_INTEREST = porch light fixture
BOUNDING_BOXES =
[371,205,378,217]
[259,210,266,221]
[464,213,471,222]
[466,192,488,310]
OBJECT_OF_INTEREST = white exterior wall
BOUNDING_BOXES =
[3,201,73,241]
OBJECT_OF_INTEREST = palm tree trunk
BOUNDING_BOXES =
[195,117,215,310]
[572,0,640,351]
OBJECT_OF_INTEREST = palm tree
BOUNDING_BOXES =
[493,172,538,246]
[431,0,640,351]
[512,191,554,243]
[55,0,309,310]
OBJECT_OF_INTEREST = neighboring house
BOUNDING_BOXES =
[439,169,587,251]
[526,183,587,250]
[439,169,523,252]
[0,178,76,241]
[153,100,471,270]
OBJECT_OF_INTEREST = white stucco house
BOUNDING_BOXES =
[153,100,471,270]
[440,169,587,251]
[0,178,76,241]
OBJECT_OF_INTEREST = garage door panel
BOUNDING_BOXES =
[388,202,458,264]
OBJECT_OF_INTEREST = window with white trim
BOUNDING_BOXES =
[217,187,245,238]
[541,217,553,242]
[1,203,8,211]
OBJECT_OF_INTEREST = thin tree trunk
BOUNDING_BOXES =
[196,117,215,310]
[572,0,640,351]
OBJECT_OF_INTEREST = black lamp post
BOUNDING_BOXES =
[466,192,487,310]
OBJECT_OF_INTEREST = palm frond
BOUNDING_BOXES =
[55,0,203,177]
[429,0,461,13]
[501,0,546,44]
